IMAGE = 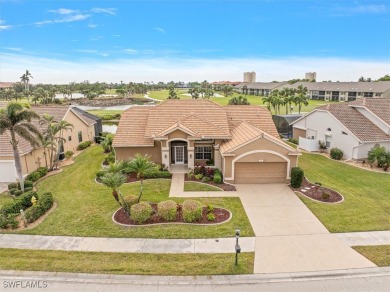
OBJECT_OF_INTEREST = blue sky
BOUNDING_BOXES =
[0,0,389,83]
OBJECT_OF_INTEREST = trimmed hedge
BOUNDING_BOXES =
[213,173,222,184]
[26,167,48,183]
[130,202,153,224]
[124,195,138,208]
[25,192,54,223]
[0,191,37,216]
[291,167,304,188]
[143,170,171,179]
[182,199,202,223]
[157,200,177,221]
[330,147,344,160]
[77,141,92,150]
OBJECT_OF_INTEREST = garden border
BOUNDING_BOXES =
[112,207,233,227]
[293,177,344,204]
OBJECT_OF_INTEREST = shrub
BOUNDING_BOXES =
[206,159,214,166]
[36,167,48,177]
[77,141,92,150]
[23,180,33,188]
[25,192,53,223]
[288,138,298,145]
[65,151,74,158]
[124,195,138,208]
[9,188,18,195]
[8,183,18,191]
[202,176,211,183]
[23,187,33,193]
[194,174,203,180]
[106,152,115,164]
[207,213,216,221]
[187,171,195,179]
[144,170,171,179]
[318,140,327,149]
[330,148,343,160]
[205,167,214,177]
[130,202,153,224]
[0,215,7,228]
[0,191,36,216]
[14,190,23,196]
[182,200,202,223]
[157,200,177,221]
[26,171,40,182]
[96,170,106,180]
[207,204,214,213]
[321,193,330,200]
[291,167,304,188]
[7,214,19,229]
[213,173,222,184]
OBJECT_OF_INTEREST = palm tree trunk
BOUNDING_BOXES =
[10,130,24,192]
[137,179,144,203]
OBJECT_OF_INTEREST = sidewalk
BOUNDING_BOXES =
[0,234,256,254]
[335,231,390,246]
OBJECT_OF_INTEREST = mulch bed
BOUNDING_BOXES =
[114,203,231,226]
[290,178,343,203]
[185,175,236,191]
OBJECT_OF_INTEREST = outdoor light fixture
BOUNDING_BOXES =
[235,229,241,266]
[164,154,167,159]
[190,154,192,158]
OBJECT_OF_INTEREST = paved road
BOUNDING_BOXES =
[0,268,389,292]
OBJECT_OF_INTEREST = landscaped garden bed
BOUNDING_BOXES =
[291,177,343,203]
[186,165,236,191]
[114,203,231,226]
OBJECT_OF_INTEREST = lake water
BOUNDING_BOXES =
[76,105,135,111]
[102,122,118,134]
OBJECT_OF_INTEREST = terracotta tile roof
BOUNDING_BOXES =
[225,105,280,138]
[114,100,284,149]
[113,106,154,147]
[318,103,390,142]
[348,98,390,125]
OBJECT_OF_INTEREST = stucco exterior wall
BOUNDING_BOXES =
[115,143,162,164]
[355,141,390,160]
[293,111,360,159]
[293,128,306,140]
[62,110,95,152]
[168,130,188,140]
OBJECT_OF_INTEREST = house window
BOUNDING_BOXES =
[375,93,381,97]
[363,92,373,98]
[195,146,212,160]
[78,131,83,142]
[68,136,72,141]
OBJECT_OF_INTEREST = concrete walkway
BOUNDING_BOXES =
[0,234,256,254]
[336,231,390,246]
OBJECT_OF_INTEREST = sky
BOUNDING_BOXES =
[0,0,389,84]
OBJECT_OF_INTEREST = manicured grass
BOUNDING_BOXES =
[148,90,332,114]
[12,146,254,238]
[0,248,254,275]
[184,181,221,192]
[0,193,13,209]
[298,153,390,232]
[353,245,390,267]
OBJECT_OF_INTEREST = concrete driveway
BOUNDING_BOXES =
[235,184,376,274]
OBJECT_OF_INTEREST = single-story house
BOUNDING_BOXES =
[291,98,390,160]
[0,105,100,182]
[113,99,300,184]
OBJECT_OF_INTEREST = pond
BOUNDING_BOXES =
[76,105,134,111]
[102,122,118,134]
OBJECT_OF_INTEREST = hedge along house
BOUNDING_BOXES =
[0,105,99,182]
[113,99,300,184]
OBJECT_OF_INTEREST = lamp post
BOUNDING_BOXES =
[235,229,241,266]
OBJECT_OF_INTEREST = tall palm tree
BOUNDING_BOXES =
[126,154,155,202]
[262,95,273,111]
[20,70,33,92]
[228,96,250,105]
[0,102,42,191]
[294,85,309,114]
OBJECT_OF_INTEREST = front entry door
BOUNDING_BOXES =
[174,146,185,164]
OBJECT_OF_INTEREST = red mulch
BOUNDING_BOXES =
[114,203,231,226]
[290,178,343,203]
[185,175,236,191]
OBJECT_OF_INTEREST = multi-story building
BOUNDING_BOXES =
[305,72,316,81]
[243,71,256,83]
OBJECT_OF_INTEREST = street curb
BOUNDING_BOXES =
[0,267,389,285]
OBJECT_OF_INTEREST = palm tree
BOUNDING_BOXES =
[367,146,390,170]
[262,95,273,111]
[101,134,114,153]
[0,102,42,191]
[228,96,250,105]
[100,172,126,206]
[126,154,155,202]
[222,85,233,97]
[20,70,33,91]
[294,85,309,114]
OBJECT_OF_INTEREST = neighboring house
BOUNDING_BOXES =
[233,81,390,101]
[0,82,16,90]
[0,105,100,182]
[272,114,302,138]
[113,99,300,184]
[291,98,390,160]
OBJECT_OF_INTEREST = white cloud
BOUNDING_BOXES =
[49,8,78,15]
[88,23,98,29]
[35,14,90,26]
[154,27,166,33]
[3,47,22,51]
[332,4,389,16]
[112,34,120,37]
[91,8,116,16]
[124,49,138,54]
[0,53,388,84]
[0,25,11,30]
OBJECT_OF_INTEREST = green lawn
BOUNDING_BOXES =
[11,146,254,238]
[184,182,222,192]
[298,153,390,232]
[353,245,390,267]
[0,193,13,209]
[86,109,123,116]
[0,249,254,275]
[148,90,332,114]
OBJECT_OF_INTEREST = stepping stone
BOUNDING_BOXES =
[305,187,311,190]
[301,189,307,192]
[311,186,316,188]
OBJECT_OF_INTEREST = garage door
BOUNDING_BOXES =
[0,161,17,182]
[234,162,287,184]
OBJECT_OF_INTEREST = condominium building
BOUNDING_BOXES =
[305,72,316,81]
[243,71,256,83]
